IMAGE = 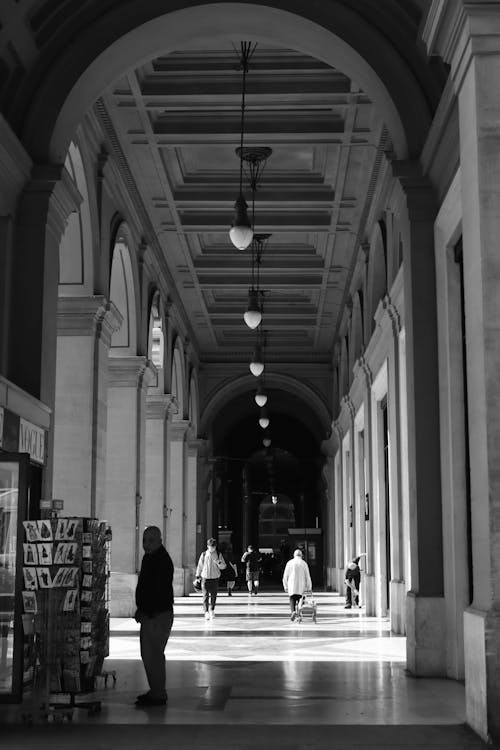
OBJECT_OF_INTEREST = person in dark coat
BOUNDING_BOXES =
[134,526,174,705]
[241,544,262,596]
[344,553,366,608]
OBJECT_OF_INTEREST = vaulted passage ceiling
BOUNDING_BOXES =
[97,45,387,365]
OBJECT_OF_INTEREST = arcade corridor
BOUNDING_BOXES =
[1,0,500,744]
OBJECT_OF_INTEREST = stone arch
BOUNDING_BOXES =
[200,371,331,442]
[147,290,164,368]
[339,336,349,399]
[17,3,440,164]
[58,141,94,296]
[349,291,364,369]
[171,336,186,420]
[366,222,387,337]
[109,222,139,355]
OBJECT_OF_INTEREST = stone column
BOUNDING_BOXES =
[9,165,81,496]
[333,420,344,592]
[446,6,500,740]
[382,295,406,634]
[184,438,206,593]
[105,356,155,616]
[165,418,190,596]
[53,297,122,517]
[144,394,172,531]
[392,161,445,674]
[357,356,376,615]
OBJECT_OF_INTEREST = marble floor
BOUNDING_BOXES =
[0,591,493,749]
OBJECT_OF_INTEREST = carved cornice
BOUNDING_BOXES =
[146,393,174,420]
[24,164,82,246]
[108,355,150,388]
[382,294,402,337]
[168,419,190,442]
[57,296,123,344]
[422,1,500,91]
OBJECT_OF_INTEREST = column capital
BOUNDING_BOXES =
[108,355,153,388]
[382,293,402,337]
[422,1,500,91]
[146,393,175,420]
[187,437,208,457]
[391,160,437,222]
[24,164,82,246]
[57,296,123,342]
[168,419,190,442]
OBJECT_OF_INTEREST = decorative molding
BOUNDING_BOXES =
[168,418,190,442]
[107,355,149,388]
[146,393,174,420]
[24,164,82,246]
[57,296,123,344]
[0,114,32,214]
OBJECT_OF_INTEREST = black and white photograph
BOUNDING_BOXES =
[1,1,499,745]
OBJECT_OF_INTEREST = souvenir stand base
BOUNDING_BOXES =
[20,514,112,724]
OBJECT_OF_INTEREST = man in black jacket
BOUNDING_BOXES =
[134,526,174,706]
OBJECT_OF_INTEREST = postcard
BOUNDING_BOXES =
[55,519,69,540]
[22,590,37,613]
[36,567,52,588]
[23,521,41,543]
[23,567,38,590]
[64,543,78,564]
[65,519,80,540]
[53,543,67,565]
[23,543,38,566]
[37,542,53,566]
[63,589,78,612]
[37,519,53,541]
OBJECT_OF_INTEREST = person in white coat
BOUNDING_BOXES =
[282,549,312,621]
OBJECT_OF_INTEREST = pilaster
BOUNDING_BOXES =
[53,296,122,518]
[391,160,445,673]
[105,356,155,616]
[144,393,174,542]
[430,3,500,739]
[166,417,190,595]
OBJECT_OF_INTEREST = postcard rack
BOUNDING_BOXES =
[21,516,111,722]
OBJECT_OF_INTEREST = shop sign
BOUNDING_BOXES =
[19,418,45,465]
[0,406,3,448]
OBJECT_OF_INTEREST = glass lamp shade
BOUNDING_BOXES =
[229,194,253,250]
[255,386,267,407]
[263,435,272,447]
[249,358,264,377]
[243,289,262,329]
[259,415,270,429]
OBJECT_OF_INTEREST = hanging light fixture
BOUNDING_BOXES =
[259,407,270,429]
[244,288,261,329]
[262,432,272,448]
[229,42,256,250]
[255,380,267,407]
[244,232,270,329]
[249,341,264,377]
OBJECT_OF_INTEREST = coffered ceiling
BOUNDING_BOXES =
[98,45,387,365]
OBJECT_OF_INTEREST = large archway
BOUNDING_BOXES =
[10,2,442,165]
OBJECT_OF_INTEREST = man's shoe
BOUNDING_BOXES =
[290,612,296,621]
[344,604,352,609]
[135,692,167,706]
[204,612,210,620]
[209,610,215,620]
